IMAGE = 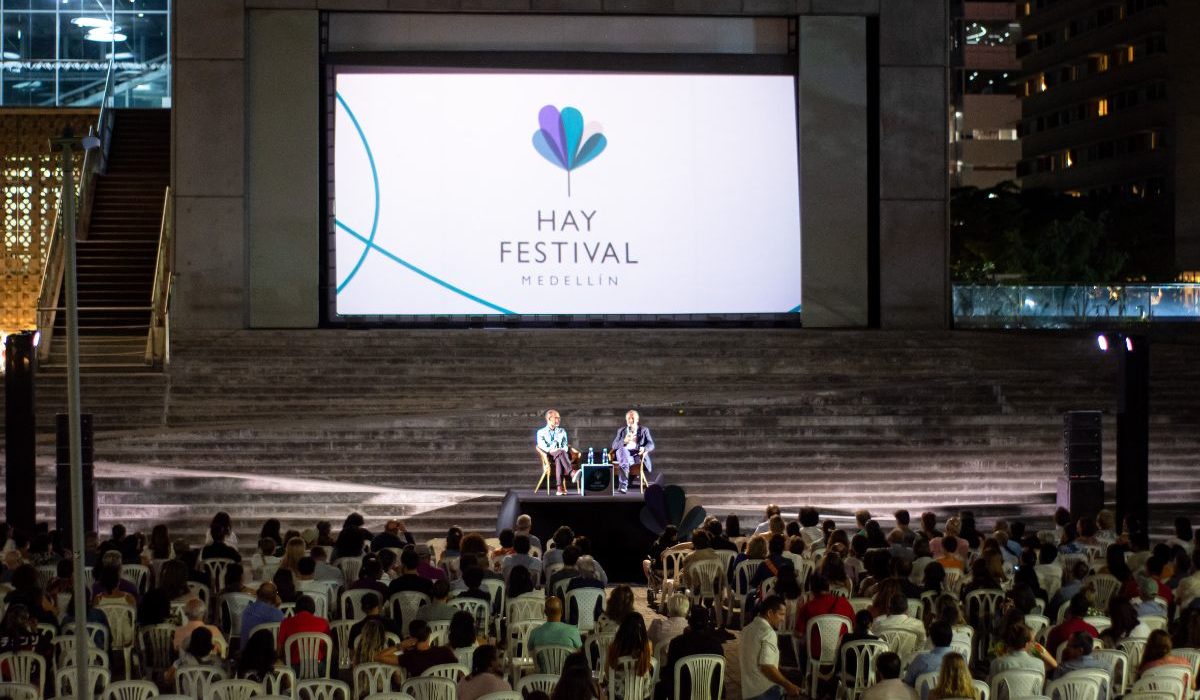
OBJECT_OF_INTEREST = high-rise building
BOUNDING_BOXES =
[1015,0,1200,270]
[951,1,1022,189]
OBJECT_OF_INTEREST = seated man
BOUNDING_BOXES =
[903,621,954,690]
[278,595,330,671]
[863,652,916,700]
[396,619,458,677]
[502,534,543,583]
[872,591,927,651]
[537,409,579,496]
[611,409,654,494]
[414,580,456,622]
[528,596,582,657]
[1051,631,1108,698]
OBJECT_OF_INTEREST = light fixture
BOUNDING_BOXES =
[1,51,19,60]
[85,28,127,42]
[1125,337,1134,352]
[32,331,40,348]
[105,52,134,60]
[71,17,113,29]
[1097,334,1109,352]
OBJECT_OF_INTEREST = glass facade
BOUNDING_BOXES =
[1,0,169,107]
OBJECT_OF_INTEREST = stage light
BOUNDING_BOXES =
[1096,334,1109,352]
[32,331,40,348]
[1125,337,1134,352]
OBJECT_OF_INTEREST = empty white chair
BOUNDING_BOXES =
[1119,638,1148,669]
[1090,648,1128,697]
[139,623,177,675]
[533,645,575,676]
[1134,666,1190,700]
[330,620,356,672]
[296,679,349,700]
[515,674,558,696]
[504,620,540,685]
[97,602,138,679]
[398,677,455,700]
[283,633,334,680]
[99,680,159,700]
[335,558,363,584]
[877,627,922,660]
[220,593,255,641]
[206,679,264,700]
[672,653,724,700]
[264,667,297,700]
[564,588,605,633]
[176,667,228,700]
[121,565,152,596]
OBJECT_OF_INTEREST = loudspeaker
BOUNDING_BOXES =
[1057,475,1104,521]
[55,413,97,534]
[1064,410,1102,480]
[4,332,37,530]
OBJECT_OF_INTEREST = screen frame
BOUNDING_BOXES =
[320,50,803,328]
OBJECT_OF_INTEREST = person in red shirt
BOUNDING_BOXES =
[795,575,854,653]
[1045,593,1098,655]
[278,595,331,670]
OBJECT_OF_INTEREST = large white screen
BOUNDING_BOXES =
[334,70,801,316]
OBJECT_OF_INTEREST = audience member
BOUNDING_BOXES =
[165,626,220,686]
[657,605,724,700]
[457,644,511,700]
[174,597,227,656]
[1045,593,1099,654]
[863,651,917,700]
[388,548,434,596]
[348,592,402,648]
[904,621,955,688]
[742,595,802,699]
[414,579,456,622]
[528,596,582,657]
[278,595,330,670]
[647,594,689,652]
[926,652,974,700]
[332,513,372,560]
[395,618,458,677]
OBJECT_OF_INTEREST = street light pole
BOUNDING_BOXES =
[49,126,99,699]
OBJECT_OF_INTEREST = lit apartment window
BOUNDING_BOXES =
[1127,45,1135,62]
[1098,98,1109,116]
[1065,151,1074,168]
[1096,54,1109,72]
[1039,74,1048,92]
[1150,131,1159,149]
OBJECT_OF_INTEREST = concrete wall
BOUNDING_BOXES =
[171,0,949,329]
[1170,1,1200,270]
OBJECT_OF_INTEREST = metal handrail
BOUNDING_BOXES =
[34,59,118,361]
[145,186,173,366]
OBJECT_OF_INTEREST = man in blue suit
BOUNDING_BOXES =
[611,409,654,493]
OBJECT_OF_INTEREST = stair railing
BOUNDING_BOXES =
[146,187,173,366]
[35,59,118,362]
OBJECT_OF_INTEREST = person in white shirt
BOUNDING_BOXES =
[740,595,801,699]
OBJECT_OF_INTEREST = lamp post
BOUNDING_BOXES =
[49,126,99,698]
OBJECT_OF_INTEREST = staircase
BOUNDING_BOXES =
[46,109,170,368]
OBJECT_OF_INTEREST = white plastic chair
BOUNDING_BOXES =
[139,623,176,675]
[176,666,228,700]
[351,663,397,700]
[206,679,264,700]
[338,590,376,622]
[329,620,356,671]
[283,632,334,680]
[534,645,575,676]
[335,558,363,584]
[990,668,1045,700]
[188,582,213,612]
[398,677,455,700]
[121,565,152,596]
[728,559,760,626]
[447,597,489,636]
[476,693,522,700]
[672,653,724,700]
[606,656,655,700]
[0,682,39,700]
[515,674,558,696]
[296,679,349,700]
[1091,648,1129,697]
[1134,666,1190,700]
[685,560,727,627]
[1123,693,1179,700]
[1119,638,1148,669]
[264,667,296,700]
[564,588,605,633]
[803,614,851,699]
[51,636,107,673]
[1046,673,1104,700]
[504,620,540,686]
[877,626,922,660]
[202,560,238,596]
[417,664,466,682]
[837,639,889,700]
[660,551,687,601]
[1025,614,1051,645]
[220,593,255,641]
[100,680,160,700]
[56,666,111,697]
[385,593,429,632]
[0,652,46,699]
[97,602,137,678]
[505,594,545,628]
[1084,575,1122,612]
[362,695,414,700]
[248,623,281,650]
[1141,616,1169,632]
[966,589,1007,663]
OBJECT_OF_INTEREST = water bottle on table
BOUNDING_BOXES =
[587,447,594,465]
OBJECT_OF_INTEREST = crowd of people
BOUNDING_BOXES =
[0,504,1197,700]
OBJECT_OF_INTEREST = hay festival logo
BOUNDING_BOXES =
[532,105,607,197]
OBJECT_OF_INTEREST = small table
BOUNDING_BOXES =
[579,462,615,495]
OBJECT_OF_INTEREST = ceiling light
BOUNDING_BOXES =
[1,51,19,60]
[105,52,134,60]
[85,28,127,42]
[71,17,113,29]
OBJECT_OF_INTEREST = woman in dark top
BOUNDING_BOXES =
[259,519,284,554]
[236,628,278,681]
[273,568,300,604]
[506,566,534,599]
[922,562,947,595]
[0,604,50,656]
[334,513,371,560]
[138,558,192,625]
[5,565,56,625]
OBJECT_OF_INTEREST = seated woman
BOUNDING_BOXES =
[448,610,481,667]
[351,618,405,690]
[456,644,512,700]
[1138,629,1195,686]
[165,626,221,687]
[222,563,255,596]
[988,620,1055,680]
[595,586,636,638]
[236,628,279,682]
[605,612,653,699]
[929,652,978,700]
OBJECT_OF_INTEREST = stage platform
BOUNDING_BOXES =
[499,488,655,583]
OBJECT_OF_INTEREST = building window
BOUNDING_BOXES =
[1098,98,1109,117]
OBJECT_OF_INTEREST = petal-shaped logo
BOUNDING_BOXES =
[533,105,607,197]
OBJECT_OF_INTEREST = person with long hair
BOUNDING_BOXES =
[260,520,284,553]
[142,524,173,563]
[236,628,278,681]
[273,568,299,604]
[278,537,307,574]
[351,618,402,666]
[1138,629,1192,679]
[928,652,977,700]
[605,612,652,696]
[456,644,511,700]
[333,513,371,560]
[506,565,535,599]
[596,585,635,637]
[4,565,56,625]
[448,610,480,665]
[989,621,1055,678]
[207,512,237,546]
[552,652,601,700]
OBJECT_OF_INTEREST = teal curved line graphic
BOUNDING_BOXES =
[788,305,801,313]
[335,92,380,294]
[336,220,517,315]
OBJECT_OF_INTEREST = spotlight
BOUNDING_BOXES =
[1125,337,1134,352]
[1096,334,1109,352]
[32,331,40,348]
